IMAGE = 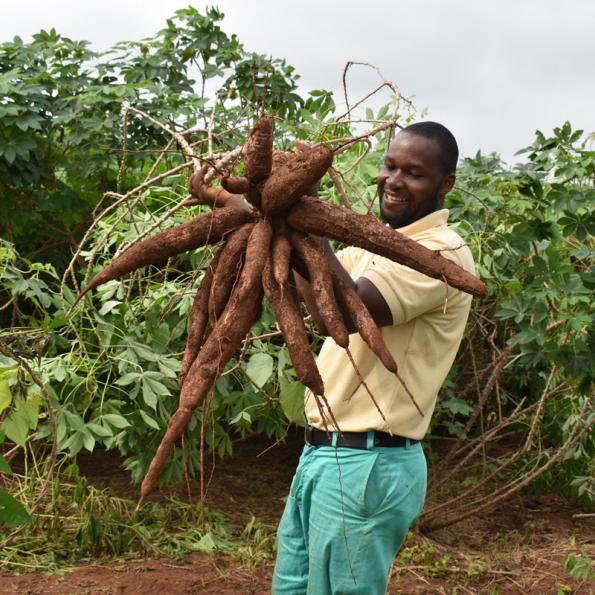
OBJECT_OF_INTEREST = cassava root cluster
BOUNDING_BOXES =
[77,116,487,506]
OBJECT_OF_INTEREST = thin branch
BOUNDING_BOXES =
[126,105,200,169]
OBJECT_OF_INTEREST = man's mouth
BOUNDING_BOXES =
[382,190,408,206]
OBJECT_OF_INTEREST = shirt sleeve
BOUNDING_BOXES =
[335,246,359,276]
[360,239,471,325]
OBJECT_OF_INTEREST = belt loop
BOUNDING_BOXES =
[331,432,338,448]
[366,431,374,450]
[405,438,411,450]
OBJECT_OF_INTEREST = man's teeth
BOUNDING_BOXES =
[383,192,407,203]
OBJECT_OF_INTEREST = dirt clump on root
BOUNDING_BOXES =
[261,145,333,215]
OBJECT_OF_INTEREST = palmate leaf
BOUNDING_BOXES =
[244,353,274,388]
[0,488,31,527]
[279,381,305,426]
[0,454,13,476]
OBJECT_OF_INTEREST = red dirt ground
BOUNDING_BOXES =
[1,430,593,594]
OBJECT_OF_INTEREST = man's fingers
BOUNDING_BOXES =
[188,165,209,196]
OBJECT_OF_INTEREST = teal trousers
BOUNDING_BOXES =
[272,439,427,595]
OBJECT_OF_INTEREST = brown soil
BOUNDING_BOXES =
[2,430,593,594]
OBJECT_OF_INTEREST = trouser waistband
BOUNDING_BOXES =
[305,425,418,449]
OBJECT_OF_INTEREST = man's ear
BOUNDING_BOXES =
[439,173,456,198]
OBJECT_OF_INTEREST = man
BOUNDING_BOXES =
[272,122,476,594]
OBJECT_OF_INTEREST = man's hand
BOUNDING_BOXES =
[293,236,393,335]
[188,166,251,211]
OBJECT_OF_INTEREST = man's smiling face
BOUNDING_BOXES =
[377,132,455,228]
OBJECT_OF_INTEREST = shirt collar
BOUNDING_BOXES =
[395,209,449,237]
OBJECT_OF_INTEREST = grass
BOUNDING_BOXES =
[0,467,276,572]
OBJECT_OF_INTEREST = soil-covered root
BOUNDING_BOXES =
[243,117,273,184]
[262,257,324,396]
[178,250,221,388]
[331,273,397,372]
[139,288,262,506]
[261,146,333,215]
[79,207,256,300]
[271,219,292,287]
[290,231,349,349]
[137,406,194,507]
[235,218,273,296]
[138,286,262,506]
[287,196,488,299]
[183,219,271,412]
[138,224,269,505]
[221,176,251,194]
[209,223,254,321]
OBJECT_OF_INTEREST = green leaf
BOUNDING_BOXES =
[230,410,252,425]
[141,378,158,410]
[2,411,29,446]
[98,299,122,315]
[101,414,130,429]
[444,396,473,416]
[143,374,170,396]
[0,488,31,527]
[19,395,41,430]
[64,431,85,456]
[115,372,141,386]
[130,342,159,362]
[52,359,68,382]
[245,353,274,388]
[0,454,13,476]
[0,379,11,414]
[82,430,95,452]
[195,531,217,552]
[279,382,305,426]
[86,422,113,438]
[139,410,160,430]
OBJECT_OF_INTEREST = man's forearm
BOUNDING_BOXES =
[292,268,330,335]
[292,236,357,335]
[315,237,356,292]
[311,236,393,329]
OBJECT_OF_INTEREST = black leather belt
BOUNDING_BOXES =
[305,426,417,448]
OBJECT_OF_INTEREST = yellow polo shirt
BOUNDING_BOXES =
[304,209,476,440]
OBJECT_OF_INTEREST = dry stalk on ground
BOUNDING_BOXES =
[421,310,593,531]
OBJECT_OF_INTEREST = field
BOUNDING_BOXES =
[2,431,593,594]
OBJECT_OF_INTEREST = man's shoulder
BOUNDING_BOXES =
[413,223,475,273]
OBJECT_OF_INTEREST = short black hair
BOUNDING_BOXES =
[401,121,459,174]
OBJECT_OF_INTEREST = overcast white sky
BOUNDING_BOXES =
[2,0,593,163]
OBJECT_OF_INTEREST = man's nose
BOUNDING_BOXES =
[387,169,404,189]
